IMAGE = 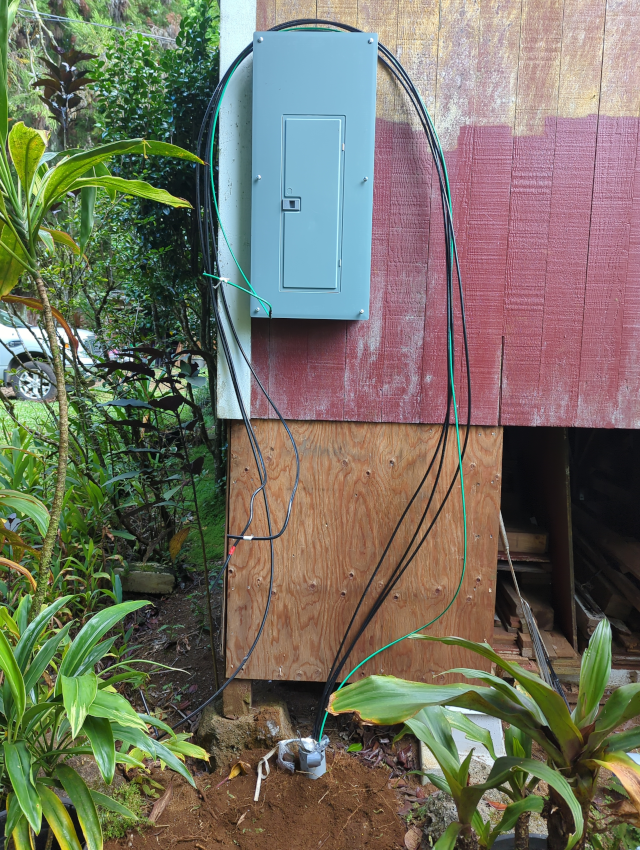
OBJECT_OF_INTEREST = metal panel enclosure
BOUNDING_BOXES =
[250,31,377,320]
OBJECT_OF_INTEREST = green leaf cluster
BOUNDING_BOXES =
[330,619,640,847]
[0,597,209,849]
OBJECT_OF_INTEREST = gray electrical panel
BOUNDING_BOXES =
[250,31,377,320]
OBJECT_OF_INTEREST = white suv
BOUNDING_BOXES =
[0,309,96,402]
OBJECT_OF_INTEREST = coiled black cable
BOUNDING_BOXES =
[173,19,470,736]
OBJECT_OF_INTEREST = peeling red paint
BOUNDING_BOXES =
[251,115,640,428]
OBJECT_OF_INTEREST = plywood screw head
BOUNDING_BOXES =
[258,36,264,42]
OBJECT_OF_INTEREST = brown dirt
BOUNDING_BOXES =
[105,749,407,850]
[123,575,223,728]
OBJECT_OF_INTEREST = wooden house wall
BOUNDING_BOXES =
[250,0,640,429]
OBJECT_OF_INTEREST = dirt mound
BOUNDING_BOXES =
[105,749,406,850]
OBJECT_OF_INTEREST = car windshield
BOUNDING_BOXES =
[0,310,29,329]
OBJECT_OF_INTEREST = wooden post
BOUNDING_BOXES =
[222,679,252,719]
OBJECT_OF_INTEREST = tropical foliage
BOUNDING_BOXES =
[0,597,207,849]
[330,619,640,850]
[0,0,205,617]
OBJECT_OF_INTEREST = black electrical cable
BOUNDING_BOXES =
[171,19,471,736]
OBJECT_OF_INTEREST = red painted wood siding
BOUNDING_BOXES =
[251,0,640,429]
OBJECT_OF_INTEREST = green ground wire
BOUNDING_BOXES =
[317,114,466,741]
[203,271,273,317]
[210,34,467,742]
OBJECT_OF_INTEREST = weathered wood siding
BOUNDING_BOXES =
[251,0,640,428]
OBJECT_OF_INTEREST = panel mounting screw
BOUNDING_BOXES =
[256,174,262,180]
[363,176,368,182]
[368,38,373,43]
[258,36,263,42]
[254,307,260,313]
[359,309,364,314]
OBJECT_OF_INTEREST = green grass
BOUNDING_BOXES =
[0,400,58,435]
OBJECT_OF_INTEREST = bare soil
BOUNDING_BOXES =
[104,750,407,850]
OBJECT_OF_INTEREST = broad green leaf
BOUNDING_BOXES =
[329,676,474,723]
[7,0,18,29]
[443,708,497,760]
[40,228,81,256]
[412,635,583,761]
[41,139,202,210]
[415,706,459,760]
[433,823,463,850]
[83,716,115,784]
[590,683,640,751]
[446,667,546,726]
[14,594,31,636]
[488,796,544,847]
[38,229,54,253]
[87,688,146,730]
[9,122,46,194]
[79,187,96,250]
[405,715,464,794]
[0,227,31,294]
[425,772,451,795]
[24,622,73,695]
[113,750,146,770]
[606,727,640,753]
[69,177,191,209]
[55,765,102,850]
[504,725,531,760]
[75,637,117,676]
[37,783,82,850]
[111,724,196,786]
[574,618,611,728]
[61,672,98,738]
[15,595,73,671]
[58,600,147,679]
[138,713,176,739]
[0,605,19,637]
[0,490,49,537]
[472,810,491,846]
[4,740,41,833]
[592,751,640,815]
[162,737,209,762]
[0,627,26,721]
[9,812,32,850]
[89,790,137,820]
[329,675,562,763]
[22,702,56,733]
[5,792,22,842]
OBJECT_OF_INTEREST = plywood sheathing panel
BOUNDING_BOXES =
[252,0,640,429]
[226,421,502,683]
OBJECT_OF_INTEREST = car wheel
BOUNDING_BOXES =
[9,361,57,402]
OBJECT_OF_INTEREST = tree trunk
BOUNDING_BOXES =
[546,787,591,850]
[514,811,530,850]
[30,275,69,619]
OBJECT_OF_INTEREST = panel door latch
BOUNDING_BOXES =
[282,197,301,211]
